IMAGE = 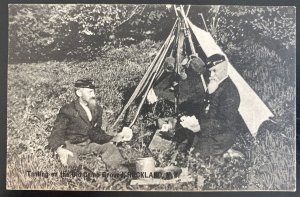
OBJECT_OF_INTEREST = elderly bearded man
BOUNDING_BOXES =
[177,54,241,156]
[48,78,131,170]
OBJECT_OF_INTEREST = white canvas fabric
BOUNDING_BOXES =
[188,19,274,137]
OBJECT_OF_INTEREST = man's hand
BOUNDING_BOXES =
[180,115,201,133]
[56,146,74,166]
[111,133,124,143]
[160,123,172,132]
[111,127,133,143]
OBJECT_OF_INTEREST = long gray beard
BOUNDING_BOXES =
[207,80,219,94]
[87,99,97,111]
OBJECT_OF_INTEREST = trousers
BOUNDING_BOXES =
[65,140,125,170]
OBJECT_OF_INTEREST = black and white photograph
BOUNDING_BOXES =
[6,4,296,191]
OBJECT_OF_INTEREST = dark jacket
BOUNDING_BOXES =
[192,77,241,156]
[48,100,113,150]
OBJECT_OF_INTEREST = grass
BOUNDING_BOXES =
[228,40,296,190]
[6,39,295,191]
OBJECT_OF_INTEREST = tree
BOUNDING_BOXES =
[9,4,148,62]
[8,5,296,63]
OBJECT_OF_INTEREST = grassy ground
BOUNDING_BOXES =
[7,40,295,191]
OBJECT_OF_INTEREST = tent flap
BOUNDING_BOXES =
[188,19,274,137]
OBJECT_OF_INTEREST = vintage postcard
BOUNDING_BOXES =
[6,4,296,191]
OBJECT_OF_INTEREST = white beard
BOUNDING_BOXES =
[207,79,219,94]
[83,98,96,110]
[88,99,96,109]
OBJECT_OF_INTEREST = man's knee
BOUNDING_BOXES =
[101,143,119,155]
[89,142,124,168]
[89,142,119,155]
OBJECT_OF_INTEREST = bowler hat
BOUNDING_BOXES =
[206,54,226,69]
[74,78,98,89]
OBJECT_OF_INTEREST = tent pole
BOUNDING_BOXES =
[180,6,207,91]
[174,20,183,114]
[186,5,191,15]
[180,6,197,55]
[112,43,165,127]
[173,5,178,17]
[129,35,176,128]
[155,21,179,80]
[112,20,178,128]
[135,19,178,99]
[200,13,209,32]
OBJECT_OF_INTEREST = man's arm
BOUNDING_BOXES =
[89,127,114,144]
[199,90,240,137]
[48,105,80,166]
[48,107,69,150]
[88,106,114,144]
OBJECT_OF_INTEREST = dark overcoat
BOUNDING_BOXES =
[48,100,113,150]
[191,77,241,156]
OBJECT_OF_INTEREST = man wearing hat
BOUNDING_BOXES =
[48,78,131,170]
[178,54,241,156]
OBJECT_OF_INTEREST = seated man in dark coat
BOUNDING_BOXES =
[176,54,241,156]
[48,78,131,170]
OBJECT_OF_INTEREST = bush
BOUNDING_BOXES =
[9,5,295,64]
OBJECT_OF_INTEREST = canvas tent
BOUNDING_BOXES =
[113,5,274,137]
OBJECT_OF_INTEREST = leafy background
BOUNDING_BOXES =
[7,5,296,190]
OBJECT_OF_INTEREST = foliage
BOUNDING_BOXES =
[9,5,295,64]
[204,6,296,60]
[9,4,149,62]
[115,5,176,45]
